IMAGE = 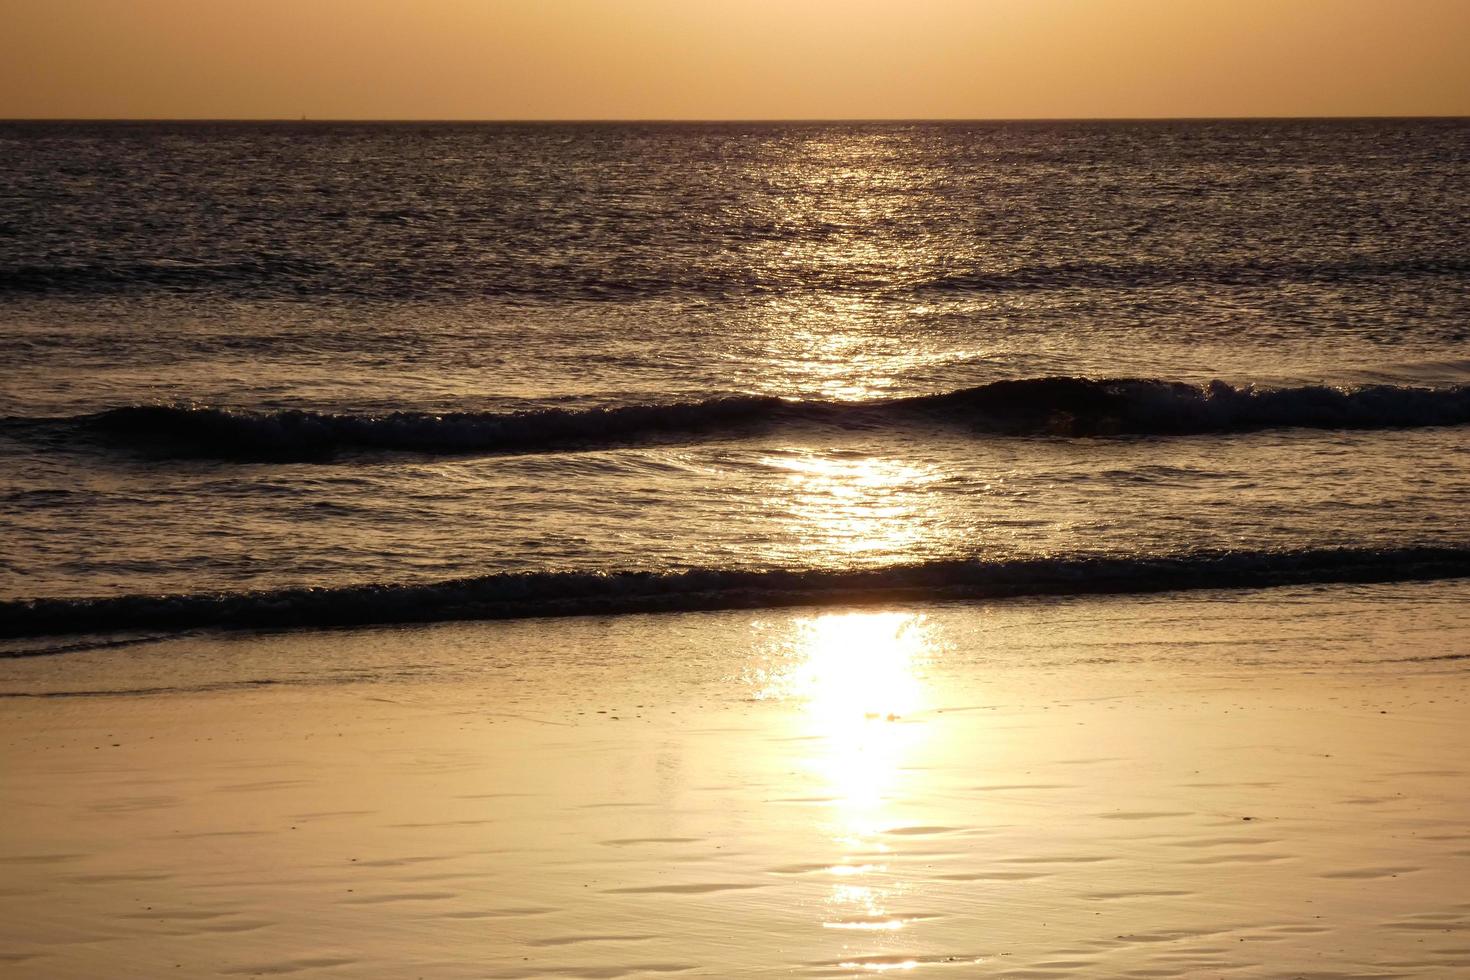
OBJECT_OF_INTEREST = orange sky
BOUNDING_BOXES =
[3,0,1468,120]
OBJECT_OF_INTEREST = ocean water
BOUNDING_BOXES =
[1,119,1468,636]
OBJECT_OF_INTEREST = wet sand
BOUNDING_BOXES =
[3,583,1470,978]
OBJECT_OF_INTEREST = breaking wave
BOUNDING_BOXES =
[3,546,1468,639]
[29,377,1470,459]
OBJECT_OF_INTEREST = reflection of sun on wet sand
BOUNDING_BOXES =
[3,583,1470,977]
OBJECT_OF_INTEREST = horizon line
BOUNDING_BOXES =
[3,114,1468,125]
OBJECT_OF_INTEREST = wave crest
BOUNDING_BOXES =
[49,377,1470,459]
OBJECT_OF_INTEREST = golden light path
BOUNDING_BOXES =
[745,377,946,961]
[763,452,941,563]
[758,609,938,953]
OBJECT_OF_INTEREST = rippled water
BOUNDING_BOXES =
[1,119,1467,623]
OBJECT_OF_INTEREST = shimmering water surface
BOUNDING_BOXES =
[1,119,1467,622]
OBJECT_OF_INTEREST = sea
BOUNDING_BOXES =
[1,118,1468,640]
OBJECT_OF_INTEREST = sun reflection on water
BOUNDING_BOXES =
[755,611,938,939]
[763,452,940,563]
[785,612,926,733]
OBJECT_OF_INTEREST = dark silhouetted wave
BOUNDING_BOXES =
[2,546,1468,640]
[19,377,1470,459]
[3,253,1467,301]
[0,257,331,295]
[921,256,1470,293]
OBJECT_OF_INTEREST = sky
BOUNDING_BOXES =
[3,0,1468,120]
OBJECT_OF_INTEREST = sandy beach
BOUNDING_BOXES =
[3,581,1468,978]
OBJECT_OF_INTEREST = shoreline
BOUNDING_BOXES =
[4,583,1470,976]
